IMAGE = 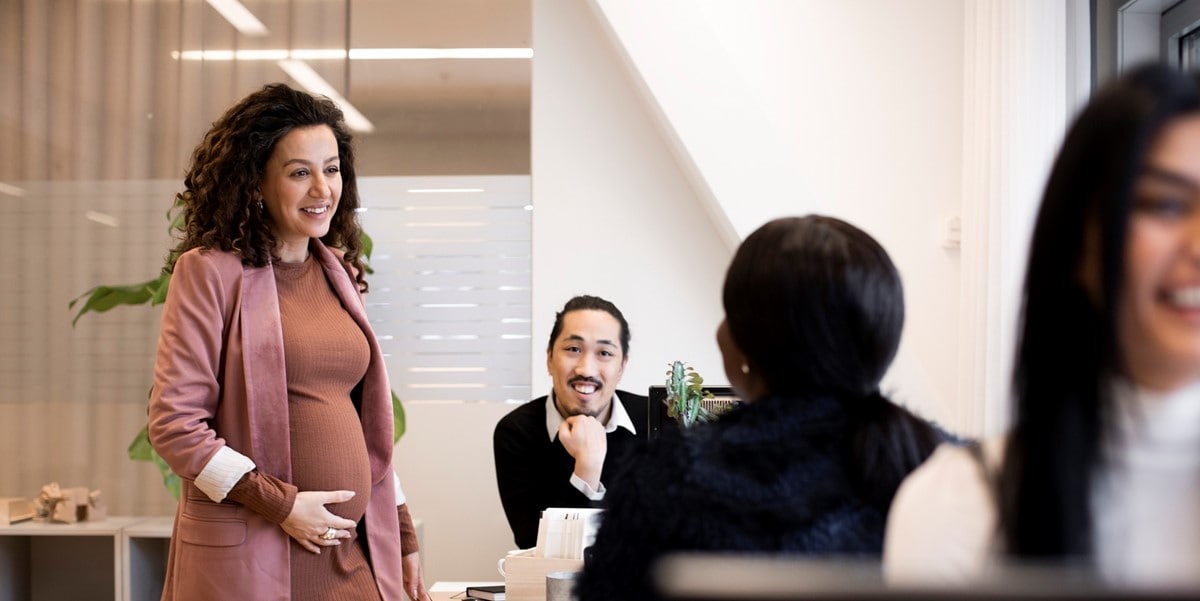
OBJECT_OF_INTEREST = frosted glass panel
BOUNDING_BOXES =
[359,175,532,404]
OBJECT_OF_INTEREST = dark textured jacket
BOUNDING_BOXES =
[493,391,649,549]
[577,394,886,601]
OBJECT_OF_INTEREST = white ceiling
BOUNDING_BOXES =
[346,0,531,140]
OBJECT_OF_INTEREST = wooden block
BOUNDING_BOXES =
[63,487,89,506]
[51,499,78,523]
[504,555,583,601]
[85,490,107,522]
[0,497,34,524]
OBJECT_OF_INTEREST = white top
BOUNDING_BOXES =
[884,379,1200,588]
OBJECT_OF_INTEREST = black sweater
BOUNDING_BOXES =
[493,391,649,549]
[577,394,886,601]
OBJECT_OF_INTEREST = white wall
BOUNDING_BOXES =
[398,0,737,582]
[582,0,967,424]
[530,0,733,398]
[393,401,516,582]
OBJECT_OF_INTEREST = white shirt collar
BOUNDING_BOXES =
[544,389,638,442]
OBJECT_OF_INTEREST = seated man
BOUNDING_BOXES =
[493,295,648,549]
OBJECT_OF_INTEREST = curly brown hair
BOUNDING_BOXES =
[167,83,368,291]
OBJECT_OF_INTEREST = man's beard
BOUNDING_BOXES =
[554,383,606,419]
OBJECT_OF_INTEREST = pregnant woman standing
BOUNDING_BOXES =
[149,83,425,600]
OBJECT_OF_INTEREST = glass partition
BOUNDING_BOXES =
[0,0,530,516]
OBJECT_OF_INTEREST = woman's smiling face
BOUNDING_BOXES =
[1119,114,1200,391]
[260,124,342,262]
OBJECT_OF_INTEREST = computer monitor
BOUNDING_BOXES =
[647,385,742,439]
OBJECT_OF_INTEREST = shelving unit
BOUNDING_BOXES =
[1,515,423,600]
[0,516,142,601]
[121,517,173,601]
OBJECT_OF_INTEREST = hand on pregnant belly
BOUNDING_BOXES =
[282,490,359,554]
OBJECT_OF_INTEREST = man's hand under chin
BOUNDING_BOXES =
[558,415,608,490]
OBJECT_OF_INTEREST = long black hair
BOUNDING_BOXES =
[1002,64,1200,557]
[722,215,941,509]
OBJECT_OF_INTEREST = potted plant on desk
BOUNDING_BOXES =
[664,360,723,428]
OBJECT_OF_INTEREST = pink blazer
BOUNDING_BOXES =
[148,241,405,601]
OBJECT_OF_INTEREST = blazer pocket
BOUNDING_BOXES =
[178,512,247,547]
[180,496,246,547]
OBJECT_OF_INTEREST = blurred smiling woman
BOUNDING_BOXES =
[885,64,1200,588]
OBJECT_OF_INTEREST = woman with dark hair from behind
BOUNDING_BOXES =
[576,215,944,601]
[885,64,1200,587]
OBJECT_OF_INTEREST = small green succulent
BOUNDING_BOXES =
[665,360,718,428]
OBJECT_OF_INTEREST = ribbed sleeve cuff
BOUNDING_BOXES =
[226,471,298,525]
[397,503,419,553]
[194,446,256,503]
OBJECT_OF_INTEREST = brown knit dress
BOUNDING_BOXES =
[278,254,381,600]
[229,254,382,600]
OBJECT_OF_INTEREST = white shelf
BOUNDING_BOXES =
[1,515,422,601]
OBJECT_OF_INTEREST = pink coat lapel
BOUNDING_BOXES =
[239,263,293,479]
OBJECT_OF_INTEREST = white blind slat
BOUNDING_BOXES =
[360,175,532,404]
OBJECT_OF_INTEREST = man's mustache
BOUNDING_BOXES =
[568,376,602,387]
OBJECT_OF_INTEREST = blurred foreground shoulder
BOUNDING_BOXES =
[883,440,1001,586]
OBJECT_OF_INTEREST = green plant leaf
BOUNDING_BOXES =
[168,205,185,234]
[392,390,406,442]
[359,230,376,275]
[360,229,374,260]
[152,451,181,499]
[149,273,171,306]
[69,281,160,326]
[128,426,181,500]
[127,425,155,462]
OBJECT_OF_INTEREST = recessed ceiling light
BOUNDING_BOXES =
[406,188,486,193]
[205,0,269,36]
[276,59,375,133]
[85,211,120,227]
[351,48,532,60]
[0,181,25,197]
[172,48,533,61]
